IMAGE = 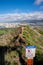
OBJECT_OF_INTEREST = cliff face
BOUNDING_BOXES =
[0,26,43,65]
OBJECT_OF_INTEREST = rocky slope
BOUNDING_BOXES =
[0,26,43,65]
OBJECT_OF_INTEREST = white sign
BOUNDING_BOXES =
[26,46,36,58]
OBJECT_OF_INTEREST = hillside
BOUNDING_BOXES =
[23,26,43,52]
[0,26,43,65]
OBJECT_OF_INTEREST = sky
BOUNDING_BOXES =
[0,0,43,22]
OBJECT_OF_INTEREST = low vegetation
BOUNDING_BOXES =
[0,26,43,65]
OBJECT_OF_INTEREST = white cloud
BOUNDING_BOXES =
[34,0,43,5]
[40,6,43,9]
[0,12,43,22]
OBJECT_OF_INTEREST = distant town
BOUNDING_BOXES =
[0,22,43,28]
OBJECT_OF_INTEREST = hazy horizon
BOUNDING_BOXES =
[0,0,43,23]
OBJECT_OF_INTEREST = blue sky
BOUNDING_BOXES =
[0,0,43,14]
[0,0,43,22]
